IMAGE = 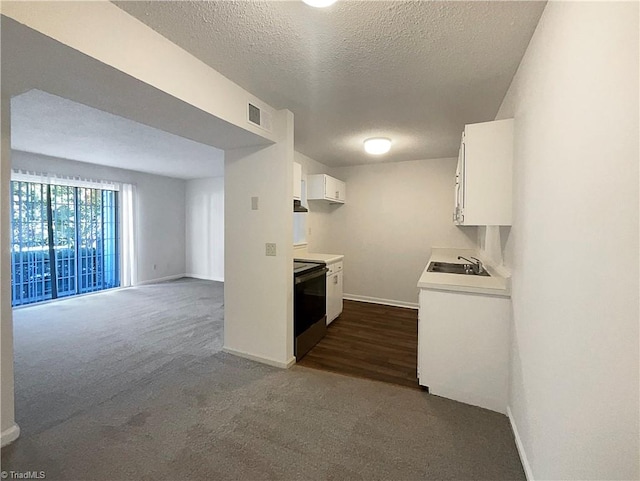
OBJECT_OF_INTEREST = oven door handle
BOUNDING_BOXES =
[295,268,328,285]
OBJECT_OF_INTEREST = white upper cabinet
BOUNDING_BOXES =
[293,162,302,201]
[454,118,513,226]
[307,174,346,204]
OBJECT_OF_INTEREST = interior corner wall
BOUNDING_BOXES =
[185,176,224,281]
[224,110,294,367]
[496,2,639,479]
[325,158,478,306]
[1,97,18,445]
[293,151,334,252]
[11,151,187,285]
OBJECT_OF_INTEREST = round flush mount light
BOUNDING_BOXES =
[364,137,392,155]
[302,0,337,7]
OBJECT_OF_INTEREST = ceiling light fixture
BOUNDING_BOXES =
[364,137,392,155]
[302,0,337,7]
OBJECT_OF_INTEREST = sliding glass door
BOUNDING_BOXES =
[50,184,76,298]
[10,182,51,304]
[10,180,120,307]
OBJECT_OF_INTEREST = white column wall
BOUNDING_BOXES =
[0,96,19,446]
[223,110,294,367]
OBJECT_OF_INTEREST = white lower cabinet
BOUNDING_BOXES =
[326,260,343,324]
[418,288,510,414]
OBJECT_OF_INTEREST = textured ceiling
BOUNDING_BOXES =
[12,90,225,180]
[114,0,546,166]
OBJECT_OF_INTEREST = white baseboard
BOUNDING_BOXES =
[223,346,296,369]
[343,293,418,310]
[1,423,20,447]
[135,274,185,286]
[184,273,224,282]
[507,406,533,481]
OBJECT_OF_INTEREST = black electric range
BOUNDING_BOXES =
[293,261,328,360]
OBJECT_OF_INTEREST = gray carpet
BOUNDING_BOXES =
[1,279,525,481]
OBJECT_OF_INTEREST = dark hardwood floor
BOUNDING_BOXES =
[297,300,419,389]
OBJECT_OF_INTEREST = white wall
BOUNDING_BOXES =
[322,158,477,307]
[185,177,224,281]
[496,2,639,479]
[224,109,294,367]
[1,97,19,446]
[293,151,334,252]
[12,151,187,285]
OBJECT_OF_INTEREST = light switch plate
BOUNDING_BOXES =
[251,196,259,210]
[265,243,276,256]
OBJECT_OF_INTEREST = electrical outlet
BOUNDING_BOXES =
[251,196,259,210]
[265,243,277,256]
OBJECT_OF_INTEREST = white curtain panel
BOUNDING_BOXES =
[120,183,137,287]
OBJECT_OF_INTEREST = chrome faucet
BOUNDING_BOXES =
[457,256,484,275]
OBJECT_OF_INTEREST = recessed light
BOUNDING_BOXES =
[364,138,392,155]
[302,0,337,7]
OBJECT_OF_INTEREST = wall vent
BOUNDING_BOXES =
[247,102,272,133]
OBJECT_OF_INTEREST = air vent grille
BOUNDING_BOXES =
[248,103,260,126]
[247,102,272,133]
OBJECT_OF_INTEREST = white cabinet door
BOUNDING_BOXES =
[335,179,346,203]
[454,136,465,225]
[307,174,346,204]
[293,162,302,201]
[326,271,343,325]
[327,177,345,202]
[418,288,510,414]
[324,175,335,200]
[454,118,513,226]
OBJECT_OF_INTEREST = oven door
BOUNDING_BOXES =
[294,268,327,337]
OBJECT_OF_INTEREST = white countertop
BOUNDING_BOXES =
[417,248,511,297]
[294,252,344,264]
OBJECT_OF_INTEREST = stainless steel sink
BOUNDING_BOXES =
[427,261,491,277]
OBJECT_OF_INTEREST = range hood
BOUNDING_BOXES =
[294,200,308,213]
